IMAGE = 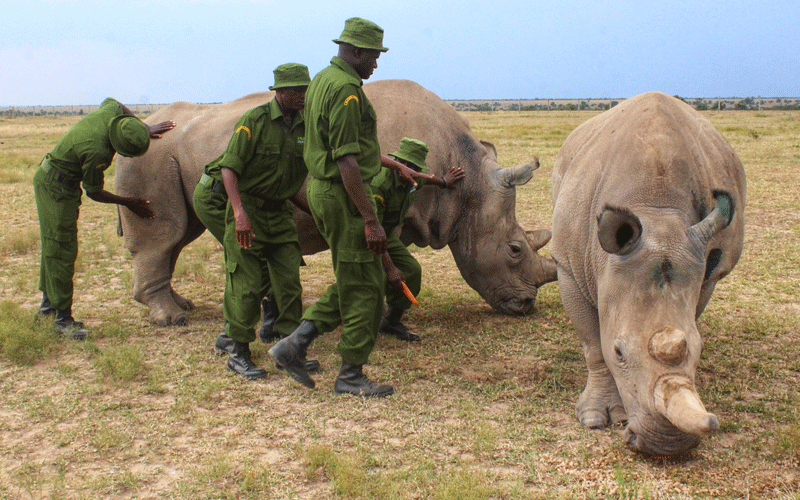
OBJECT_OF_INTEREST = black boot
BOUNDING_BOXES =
[54,309,89,340]
[227,341,267,379]
[334,362,394,398]
[37,292,55,317]
[258,298,281,343]
[269,320,319,388]
[380,305,420,342]
[217,332,320,372]
[214,325,233,356]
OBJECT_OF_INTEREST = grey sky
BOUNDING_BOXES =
[2,0,798,106]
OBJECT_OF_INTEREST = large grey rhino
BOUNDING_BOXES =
[550,92,746,456]
[115,79,557,326]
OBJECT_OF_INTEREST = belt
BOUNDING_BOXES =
[239,192,286,211]
[312,176,343,183]
[41,159,81,189]
[199,173,227,195]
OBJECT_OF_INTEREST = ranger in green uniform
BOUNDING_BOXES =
[193,71,307,346]
[373,138,465,342]
[33,98,175,339]
[212,63,313,379]
[270,18,426,397]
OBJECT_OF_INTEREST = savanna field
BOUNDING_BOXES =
[0,106,798,499]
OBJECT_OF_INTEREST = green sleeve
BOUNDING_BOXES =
[327,84,363,160]
[217,114,258,175]
[80,151,110,193]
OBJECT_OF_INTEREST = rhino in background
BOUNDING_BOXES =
[115,79,557,326]
[550,92,746,456]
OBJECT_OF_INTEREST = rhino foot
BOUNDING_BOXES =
[149,305,190,326]
[576,384,627,429]
[170,289,195,312]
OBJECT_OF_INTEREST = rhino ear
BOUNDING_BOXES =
[690,190,735,246]
[495,160,538,188]
[597,206,642,255]
[480,141,498,160]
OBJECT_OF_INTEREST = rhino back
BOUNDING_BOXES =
[551,92,746,300]
[142,93,273,201]
[365,79,494,249]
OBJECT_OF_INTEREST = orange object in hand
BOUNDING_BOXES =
[401,281,419,306]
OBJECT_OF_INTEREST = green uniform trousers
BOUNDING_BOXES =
[194,175,276,302]
[222,200,302,344]
[384,234,421,311]
[192,174,228,244]
[33,161,82,311]
[303,178,385,365]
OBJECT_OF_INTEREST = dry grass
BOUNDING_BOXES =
[0,109,798,499]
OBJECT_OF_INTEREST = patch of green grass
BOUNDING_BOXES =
[432,469,496,500]
[0,300,57,365]
[92,343,145,381]
[775,424,800,463]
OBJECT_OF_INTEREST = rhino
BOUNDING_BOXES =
[550,92,746,456]
[115,79,557,326]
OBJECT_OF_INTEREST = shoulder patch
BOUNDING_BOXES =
[235,125,252,140]
[343,95,359,106]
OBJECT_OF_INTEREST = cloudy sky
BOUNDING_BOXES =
[2,0,798,106]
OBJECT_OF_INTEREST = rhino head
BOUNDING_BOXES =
[594,193,733,456]
[443,143,558,315]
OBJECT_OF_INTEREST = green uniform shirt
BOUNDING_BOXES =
[371,167,428,235]
[303,57,381,182]
[211,98,306,201]
[44,97,124,193]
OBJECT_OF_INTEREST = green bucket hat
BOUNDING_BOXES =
[108,115,150,157]
[333,17,389,52]
[269,63,311,90]
[389,138,429,172]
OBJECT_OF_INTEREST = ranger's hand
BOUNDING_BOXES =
[364,218,388,255]
[441,166,465,189]
[385,263,405,291]
[235,210,255,249]
[127,198,155,219]
[149,121,177,139]
[395,163,419,187]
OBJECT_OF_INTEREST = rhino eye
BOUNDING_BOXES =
[613,339,626,363]
[509,241,523,255]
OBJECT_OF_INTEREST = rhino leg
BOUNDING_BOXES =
[558,270,627,428]
[131,241,189,326]
[165,220,206,313]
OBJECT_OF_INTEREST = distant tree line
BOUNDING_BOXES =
[3,97,800,117]
[448,97,800,112]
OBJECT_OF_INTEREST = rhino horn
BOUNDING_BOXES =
[690,190,735,246]
[648,328,688,366]
[654,376,719,436]
[494,158,539,188]
[526,229,558,283]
